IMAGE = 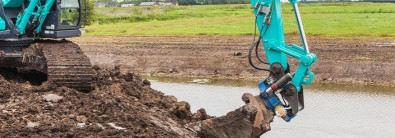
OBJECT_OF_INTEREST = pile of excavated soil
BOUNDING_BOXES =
[0,66,210,137]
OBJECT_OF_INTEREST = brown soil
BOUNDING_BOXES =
[3,35,388,137]
[72,35,395,85]
[0,66,210,137]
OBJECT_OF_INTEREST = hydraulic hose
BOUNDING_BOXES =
[248,38,270,71]
[248,2,275,72]
[248,16,270,71]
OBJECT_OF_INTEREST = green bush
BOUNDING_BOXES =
[82,0,95,25]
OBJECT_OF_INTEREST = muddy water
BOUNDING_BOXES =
[145,76,395,137]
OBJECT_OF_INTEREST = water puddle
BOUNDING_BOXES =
[144,76,395,137]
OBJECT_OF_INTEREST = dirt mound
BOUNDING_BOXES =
[0,66,209,137]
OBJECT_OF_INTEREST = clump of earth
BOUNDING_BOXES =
[0,66,210,137]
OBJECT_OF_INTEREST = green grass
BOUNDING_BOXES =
[85,3,395,39]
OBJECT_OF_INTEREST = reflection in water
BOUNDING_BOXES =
[147,77,395,138]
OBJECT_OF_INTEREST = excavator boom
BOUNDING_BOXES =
[249,0,317,121]
[188,0,317,137]
[0,0,83,41]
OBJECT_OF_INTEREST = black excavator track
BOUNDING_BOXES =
[0,40,94,91]
[37,40,94,91]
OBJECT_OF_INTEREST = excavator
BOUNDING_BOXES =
[187,0,317,137]
[0,0,316,137]
[0,0,93,91]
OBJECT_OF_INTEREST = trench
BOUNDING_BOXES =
[144,76,395,137]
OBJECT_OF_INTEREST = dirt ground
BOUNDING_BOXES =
[72,35,395,86]
[1,35,392,137]
[0,67,214,137]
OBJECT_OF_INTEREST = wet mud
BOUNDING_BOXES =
[0,66,212,137]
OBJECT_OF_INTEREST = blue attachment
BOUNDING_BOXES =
[258,80,269,94]
[0,17,5,31]
[283,114,296,122]
[259,79,296,122]
[250,0,317,92]
[258,79,279,110]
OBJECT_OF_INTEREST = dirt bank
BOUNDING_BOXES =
[0,67,211,137]
[72,35,395,86]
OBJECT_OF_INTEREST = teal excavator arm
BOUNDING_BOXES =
[248,0,317,122]
[2,0,55,35]
[0,14,4,30]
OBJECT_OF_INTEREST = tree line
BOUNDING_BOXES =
[96,0,251,5]
[178,0,250,5]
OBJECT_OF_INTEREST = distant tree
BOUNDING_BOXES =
[96,0,114,3]
[82,0,96,25]
[179,0,199,5]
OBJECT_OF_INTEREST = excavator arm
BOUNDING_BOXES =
[250,0,317,121]
[188,1,317,137]
[3,0,56,35]
[0,0,84,41]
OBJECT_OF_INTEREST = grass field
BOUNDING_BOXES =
[85,3,395,39]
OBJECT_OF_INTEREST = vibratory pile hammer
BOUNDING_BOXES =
[188,0,317,137]
[249,0,317,122]
[0,0,317,137]
[0,0,93,91]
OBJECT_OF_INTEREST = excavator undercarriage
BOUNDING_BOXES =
[0,40,94,91]
[0,0,93,91]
